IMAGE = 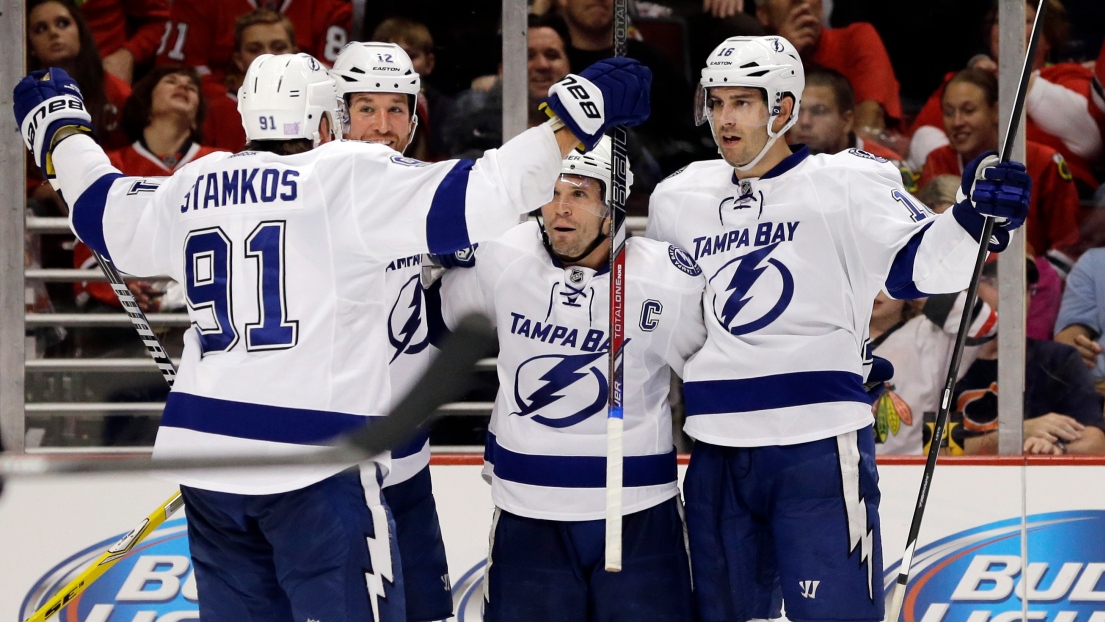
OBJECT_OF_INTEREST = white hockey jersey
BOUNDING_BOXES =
[646,146,982,447]
[872,293,996,455]
[55,126,564,494]
[381,254,438,487]
[440,222,706,521]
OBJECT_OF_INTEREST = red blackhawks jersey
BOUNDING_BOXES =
[910,64,1102,190]
[920,141,1080,260]
[156,0,351,84]
[80,0,171,64]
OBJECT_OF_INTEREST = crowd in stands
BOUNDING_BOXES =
[20,0,1105,454]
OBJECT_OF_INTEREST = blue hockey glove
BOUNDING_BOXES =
[950,151,1032,253]
[432,245,478,269]
[13,68,94,179]
[539,57,651,151]
[864,355,894,404]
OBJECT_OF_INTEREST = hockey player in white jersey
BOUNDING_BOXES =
[644,36,1032,622]
[331,41,452,622]
[14,52,651,621]
[439,137,705,622]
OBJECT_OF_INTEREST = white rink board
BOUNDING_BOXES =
[2,460,1104,622]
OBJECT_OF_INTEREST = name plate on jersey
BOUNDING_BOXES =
[179,166,303,217]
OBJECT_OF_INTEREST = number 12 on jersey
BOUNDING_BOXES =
[185,221,299,354]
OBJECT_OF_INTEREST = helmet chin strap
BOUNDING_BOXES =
[402,115,419,155]
[734,126,784,172]
[536,213,610,265]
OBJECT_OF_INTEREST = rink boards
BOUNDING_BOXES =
[2,455,1105,622]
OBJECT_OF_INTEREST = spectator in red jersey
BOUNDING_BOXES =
[753,0,901,136]
[79,0,170,84]
[26,0,131,219]
[75,66,226,316]
[921,68,1081,276]
[156,0,349,83]
[27,0,130,150]
[1091,39,1105,151]
[788,67,915,190]
[908,0,1101,197]
[372,17,454,161]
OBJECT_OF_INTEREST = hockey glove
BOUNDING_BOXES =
[864,355,894,404]
[949,151,1032,253]
[540,57,652,152]
[14,68,94,180]
[422,245,478,287]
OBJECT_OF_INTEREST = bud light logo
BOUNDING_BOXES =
[885,511,1105,622]
[22,518,198,621]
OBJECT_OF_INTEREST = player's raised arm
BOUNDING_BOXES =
[13,68,198,278]
[345,57,652,259]
[846,151,1032,299]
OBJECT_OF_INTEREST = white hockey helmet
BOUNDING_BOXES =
[559,135,634,210]
[238,53,344,147]
[331,42,420,147]
[696,36,804,171]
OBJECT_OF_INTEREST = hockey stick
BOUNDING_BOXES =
[604,0,630,573]
[883,4,1046,621]
[22,251,185,622]
[13,314,493,622]
[23,492,184,622]
[1,313,495,477]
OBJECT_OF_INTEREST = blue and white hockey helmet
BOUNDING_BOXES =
[331,42,420,144]
[238,53,344,147]
[695,36,804,134]
[557,135,633,217]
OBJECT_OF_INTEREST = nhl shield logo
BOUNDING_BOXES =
[569,268,585,284]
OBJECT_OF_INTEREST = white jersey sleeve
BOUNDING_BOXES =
[841,156,979,300]
[439,246,505,330]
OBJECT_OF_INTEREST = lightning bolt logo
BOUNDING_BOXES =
[513,346,619,428]
[837,433,876,602]
[711,242,794,335]
[388,275,430,362]
[358,468,397,622]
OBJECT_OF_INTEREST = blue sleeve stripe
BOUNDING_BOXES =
[486,433,677,489]
[426,159,475,255]
[162,391,374,445]
[885,222,933,300]
[683,370,867,416]
[70,172,124,259]
[391,430,430,459]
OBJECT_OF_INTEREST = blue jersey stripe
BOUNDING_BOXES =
[71,172,123,259]
[426,159,475,254]
[885,222,933,300]
[161,392,373,445]
[487,433,677,489]
[391,430,430,459]
[683,370,868,416]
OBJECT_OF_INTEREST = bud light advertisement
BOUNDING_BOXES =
[21,518,198,621]
[885,510,1105,622]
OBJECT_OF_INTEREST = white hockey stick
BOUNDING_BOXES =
[883,3,1046,621]
[604,0,630,573]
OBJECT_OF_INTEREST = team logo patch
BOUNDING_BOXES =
[708,242,793,335]
[569,267,585,284]
[1053,153,1073,181]
[668,245,702,277]
[847,148,888,163]
[388,274,431,362]
[771,37,784,52]
[390,155,430,167]
[664,165,688,180]
[512,349,612,428]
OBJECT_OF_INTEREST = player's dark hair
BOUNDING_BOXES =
[242,139,314,155]
[944,68,999,108]
[26,0,112,138]
[121,66,207,145]
[804,66,855,113]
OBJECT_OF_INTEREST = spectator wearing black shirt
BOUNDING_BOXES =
[957,259,1105,455]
